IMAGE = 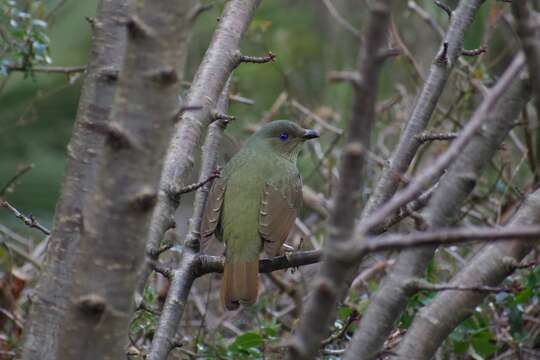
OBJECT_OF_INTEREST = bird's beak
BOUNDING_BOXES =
[302,129,320,140]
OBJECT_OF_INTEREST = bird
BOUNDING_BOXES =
[200,120,319,310]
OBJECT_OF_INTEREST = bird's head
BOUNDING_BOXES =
[247,120,319,161]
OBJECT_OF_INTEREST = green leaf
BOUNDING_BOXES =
[514,287,533,304]
[338,305,352,320]
[471,332,496,358]
[229,332,263,352]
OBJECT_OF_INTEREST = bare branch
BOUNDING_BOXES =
[289,1,393,358]
[415,131,458,144]
[188,1,214,23]
[321,0,361,38]
[377,182,437,233]
[327,70,361,86]
[235,51,276,66]
[0,201,50,236]
[408,0,444,38]
[0,164,33,196]
[513,0,540,180]
[354,225,540,256]
[434,1,452,19]
[6,65,86,74]
[144,0,262,292]
[212,112,235,123]
[291,99,343,135]
[362,0,485,220]
[347,56,528,360]
[394,188,540,360]
[175,224,540,278]
[147,78,232,360]
[168,169,220,201]
[229,93,255,105]
[461,46,487,57]
[358,54,525,235]
[407,278,520,294]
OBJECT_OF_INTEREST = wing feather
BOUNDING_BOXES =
[200,179,226,251]
[259,176,301,257]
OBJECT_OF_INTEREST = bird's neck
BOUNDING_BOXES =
[247,139,299,163]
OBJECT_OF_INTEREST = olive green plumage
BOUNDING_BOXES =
[201,120,319,310]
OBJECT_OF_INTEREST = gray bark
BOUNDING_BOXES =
[345,57,528,360]
[147,81,231,360]
[21,1,127,359]
[288,1,392,358]
[394,188,540,360]
[362,0,485,224]
[139,0,262,298]
[56,1,192,359]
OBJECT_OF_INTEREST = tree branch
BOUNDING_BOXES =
[0,201,50,236]
[361,0,485,221]
[147,78,232,360]
[415,131,458,144]
[512,1,540,179]
[289,1,393,358]
[321,0,361,38]
[0,164,33,196]
[142,0,262,297]
[394,188,540,360]
[357,54,525,236]
[6,65,86,74]
[346,55,528,360]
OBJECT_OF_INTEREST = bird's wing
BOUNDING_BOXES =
[259,177,302,257]
[200,178,226,251]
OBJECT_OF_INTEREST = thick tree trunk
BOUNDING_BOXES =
[21,1,127,359]
[55,1,193,359]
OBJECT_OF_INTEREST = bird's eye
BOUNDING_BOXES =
[279,132,289,141]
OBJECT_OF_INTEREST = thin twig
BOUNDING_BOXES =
[409,278,521,294]
[0,201,50,236]
[6,65,86,74]
[358,54,525,234]
[291,99,343,135]
[322,310,359,345]
[321,0,361,38]
[415,131,458,144]
[434,1,452,19]
[0,164,33,196]
[462,46,487,57]
[169,169,220,200]
[236,51,276,66]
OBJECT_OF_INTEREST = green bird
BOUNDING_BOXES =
[201,120,319,310]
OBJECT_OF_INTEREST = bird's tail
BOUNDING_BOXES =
[220,260,259,310]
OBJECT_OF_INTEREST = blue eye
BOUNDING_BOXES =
[279,132,288,141]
